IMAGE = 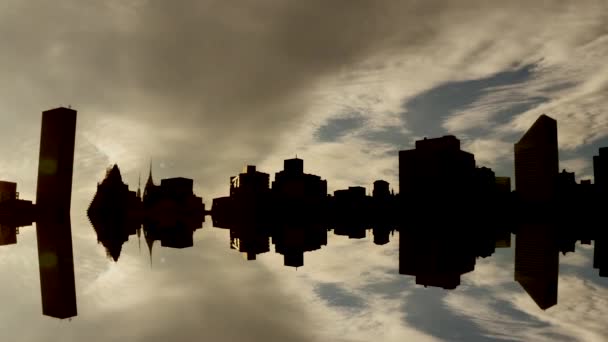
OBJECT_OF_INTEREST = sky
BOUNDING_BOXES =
[0,1,607,341]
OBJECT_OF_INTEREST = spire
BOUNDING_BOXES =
[146,160,154,186]
[136,173,142,199]
[144,159,156,199]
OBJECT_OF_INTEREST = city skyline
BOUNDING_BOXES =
[1,1,607,340]
[1,108,605,317]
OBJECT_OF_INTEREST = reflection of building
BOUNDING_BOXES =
[36,218,78,319]
[399,227,476,290]
[0,225,18,245]
[594,235,607,277]
[514,115,558,204]
[229,225,271,260]
[35,107,78,319]
[273,224,327,267]
[514,223,558,310]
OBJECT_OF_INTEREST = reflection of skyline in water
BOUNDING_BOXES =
[80,113,606,313]
[0,108,606,324]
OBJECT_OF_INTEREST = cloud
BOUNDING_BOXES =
[1,1,608,341]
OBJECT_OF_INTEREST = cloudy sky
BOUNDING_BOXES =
[0,1,607,341]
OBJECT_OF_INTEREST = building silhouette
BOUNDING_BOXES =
[331,186,369,239]
[228,224,271,261]
[230,165,270,198]
[514,114,558,206]
[399,135,476,198]
[593,147,608,195]
[0,182,19,245]
[212,165,272,227]
[0,181,35,245]
[512,115,559,310]
[88,165,143,261]
[272,158,328,222]
[370,180,397,245]
[199,121,606,309]
[399,135,477,227]
[35,107,78,319]
[87,163,205,262]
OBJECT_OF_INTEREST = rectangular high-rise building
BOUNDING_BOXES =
[514,115,558,203]
[593,147,608,194]
[36,107,77,216]
[35,107,78,319]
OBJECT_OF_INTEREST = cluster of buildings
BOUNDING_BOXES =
[87,163,205,262]
[1,106,607,316]
[209,114,607,310]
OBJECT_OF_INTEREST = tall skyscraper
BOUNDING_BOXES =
[513,115,559,310]
[514,114,558,203]
[593,147,608,195]
[36,107,77,216]
[35,107,78,319]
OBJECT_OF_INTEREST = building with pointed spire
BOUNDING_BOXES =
[144,161,158,205]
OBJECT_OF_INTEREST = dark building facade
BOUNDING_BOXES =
[0,181,17,202]
[399,136,476,203]
[272,158,327,203]
[0,181,35,245]
[88,165,143,261]
[272,158,327,221]
[35,107,78,319]
[230,165,270,198]
[142,167,205,253]
[514,114,558,205]
[212,165,272,227]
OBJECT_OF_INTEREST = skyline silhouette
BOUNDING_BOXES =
[0,108,606,318]
[78,114,605,311]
